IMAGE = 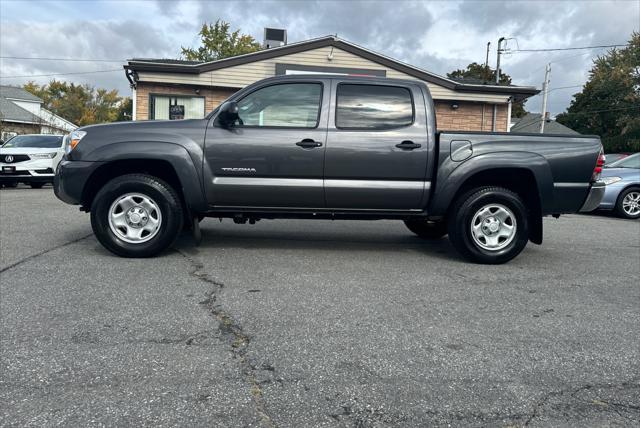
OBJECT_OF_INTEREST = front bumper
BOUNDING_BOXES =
[579,181,606,212]
[54,160,103,205]
[0,159,55,183]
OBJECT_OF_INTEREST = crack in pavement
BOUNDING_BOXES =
[175,248,277,428]
[524,378,640,426]
[0,233,93,273]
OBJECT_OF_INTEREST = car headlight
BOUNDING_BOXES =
[30,152,57,159]
[601,176,622,185]
[66,130,87,154]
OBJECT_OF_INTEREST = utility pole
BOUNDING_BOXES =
[540,63,551,133]
[492,37,506,131]
[485,42,491,81]
[495,37,505,83]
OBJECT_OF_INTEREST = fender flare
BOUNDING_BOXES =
[428,151,555,216]
[85,141,207,213]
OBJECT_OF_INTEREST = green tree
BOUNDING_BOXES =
[116,97,133,121]
[181,20,262,62]
[556,32,640,152]
[23,80,124,126]
[447,62,527,118]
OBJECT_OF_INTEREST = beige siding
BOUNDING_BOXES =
[137,46,510,104]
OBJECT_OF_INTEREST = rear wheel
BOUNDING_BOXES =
[404,219,447,239]
[30,182,45,189]
[90,174,184,257]
[448,186,529,264]
[4,182,18,188]
[615,187,640,219]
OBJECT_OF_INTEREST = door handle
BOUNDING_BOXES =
[395,141,422,150]
[296,139,323,148]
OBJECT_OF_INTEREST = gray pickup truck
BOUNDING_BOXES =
[54,75,605,263]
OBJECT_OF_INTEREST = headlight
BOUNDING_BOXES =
[66,130,87,154]
[601,176,622,185]
[30,152,57,159]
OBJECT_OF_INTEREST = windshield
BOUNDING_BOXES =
[607,153,640,169]
[2,135,63,149]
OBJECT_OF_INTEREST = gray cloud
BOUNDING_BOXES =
[1,0,638,115]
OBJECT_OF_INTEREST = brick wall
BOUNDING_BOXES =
[135,83,237,120]
[434,101,508,132]
[0,121,41,140]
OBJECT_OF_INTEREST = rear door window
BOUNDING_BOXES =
[336,84,414,130]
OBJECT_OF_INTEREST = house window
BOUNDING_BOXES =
[150,95,205,120]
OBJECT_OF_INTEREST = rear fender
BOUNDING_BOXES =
[429,152,555,216]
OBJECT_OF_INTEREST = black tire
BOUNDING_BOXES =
[448,186,529,264]
[615,187,640,219]
[30,182,45,189]
[90,174,184,258]
[404,219,448,239]
[4,182,18,188]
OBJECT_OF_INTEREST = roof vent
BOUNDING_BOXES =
[264,28,287,49]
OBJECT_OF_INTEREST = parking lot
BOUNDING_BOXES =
[1,185,638,426]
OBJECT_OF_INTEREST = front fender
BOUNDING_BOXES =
[428,151,555,216]
[85,141,207,213]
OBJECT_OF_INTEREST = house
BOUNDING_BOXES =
[124,34,539,132]
[0,86,77,141]
[510,113,579,134]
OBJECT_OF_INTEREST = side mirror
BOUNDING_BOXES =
[217,101,239,128]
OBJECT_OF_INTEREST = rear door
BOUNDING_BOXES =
[324,81,430,210]
[204,80,329,208]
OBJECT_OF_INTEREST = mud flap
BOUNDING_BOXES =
[529,214,543,245]
[192,215,202,246]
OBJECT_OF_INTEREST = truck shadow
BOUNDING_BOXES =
[175,222,462,262]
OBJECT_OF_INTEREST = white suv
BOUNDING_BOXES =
[0,134,65,189]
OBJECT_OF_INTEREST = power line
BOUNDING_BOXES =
[0,69,123,79]
[511,43,628,53]
[548,84,584,92]
[0,56,124,62]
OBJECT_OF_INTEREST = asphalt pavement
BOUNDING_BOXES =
[1,186,639,426]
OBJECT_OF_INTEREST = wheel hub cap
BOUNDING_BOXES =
[623,192,640,216]
[108,193,162,244]
[471,204,517,251]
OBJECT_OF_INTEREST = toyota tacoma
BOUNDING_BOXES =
[54,75,605,263]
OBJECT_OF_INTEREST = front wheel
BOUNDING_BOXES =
[30,182,45,189]
[90,174,184,257]
[615,187,640,219]
[448,187,529,264]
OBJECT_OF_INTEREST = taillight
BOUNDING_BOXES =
[592,148,605,181]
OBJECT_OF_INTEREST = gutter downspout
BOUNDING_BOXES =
[132,87,137,121]
[492,104,497,132]
[507,97,512,132]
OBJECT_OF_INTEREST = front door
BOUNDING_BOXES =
[324,82,430,210]
[204,81,328,208]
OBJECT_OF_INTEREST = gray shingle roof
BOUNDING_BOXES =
[511,113,579,135]
[0,96,41,124]
[0,85,42,102]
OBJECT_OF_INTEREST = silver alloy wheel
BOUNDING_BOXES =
[470,203,517,251]
[108,193,162,244]
[622,191,640,216]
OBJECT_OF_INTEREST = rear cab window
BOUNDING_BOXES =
[335,84,414,130]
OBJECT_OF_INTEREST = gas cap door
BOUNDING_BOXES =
[450,140,473,161]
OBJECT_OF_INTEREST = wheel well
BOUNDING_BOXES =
[81,159,184,210]
[451,168,543,244]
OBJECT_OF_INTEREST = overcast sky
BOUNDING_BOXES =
[1,0,638,115]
